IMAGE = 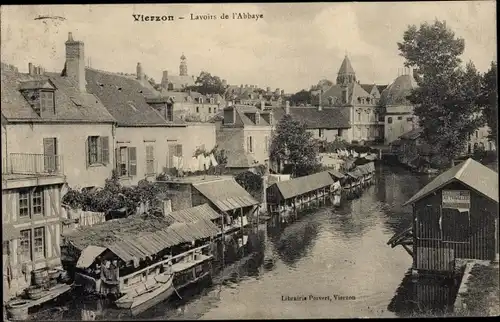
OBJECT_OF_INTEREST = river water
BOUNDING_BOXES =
[33,164,461,320]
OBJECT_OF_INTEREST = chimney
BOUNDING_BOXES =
[28,62,34,75]
[245,84,248,88]
[64,32,87,92]
[281,90,284,96]
[161,70,169,88]
[240,84,243,88]
[285,101,290,115]
[136,62,143,81]
[222,79,227,87]
[266,87,271,93]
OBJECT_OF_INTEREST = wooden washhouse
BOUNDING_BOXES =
[389,158,499,276]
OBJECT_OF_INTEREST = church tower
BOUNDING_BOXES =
[179,53,188,76]
[336,55,356,85]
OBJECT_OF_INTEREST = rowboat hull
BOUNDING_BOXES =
[115,276,174,316]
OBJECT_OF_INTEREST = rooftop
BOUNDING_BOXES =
[273,106,351,129]
[403,158,499,206]
[1,63,115,123]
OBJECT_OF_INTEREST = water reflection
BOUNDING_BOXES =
[388,270,461,317]
[32,164,454,320]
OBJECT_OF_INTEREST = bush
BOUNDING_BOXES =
[62,170,167,214]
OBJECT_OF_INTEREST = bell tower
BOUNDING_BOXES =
[336,54,356,85]
[179,53,188,76]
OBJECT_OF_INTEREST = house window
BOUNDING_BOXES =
[116,146,137,176]
[255,113,260,124]
[40,91,55,115]
[319,129,325,138]
[166,105,173,122]
[247,136,254,153]
[196,106,200,113]
[18,188,44,218]
[264,135,269,152]
[32,189,44,215]
[357,112,361,122]
[209,107,212,113]
[388,117,393,124]
[86,136,109,166]
[19,229,32,263]
[407,117,413,122]
[146,145,155,175]
[475,131,478,138]
[199,98,204,104]
[33,227,45,260]
[338,129,343,137]
[168,83,174,90]
[398,116,403,120]
[269,114,273,125]
[19,190,30,218]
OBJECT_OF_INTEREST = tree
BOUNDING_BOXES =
[270,114,321,177]
[235,171,263,201]
[398,20,484,165]
[310,79,333,91]
[185,71,225,95]
[290,90,312,106]
[479,62,498,148]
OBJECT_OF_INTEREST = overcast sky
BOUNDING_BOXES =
[1,2,496,93]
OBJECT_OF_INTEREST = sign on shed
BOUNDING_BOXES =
[442,190,470,209]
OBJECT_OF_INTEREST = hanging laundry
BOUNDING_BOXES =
[172,156,180,169]
[177,157,184,170]
[190,157,199,172]
[197,154,205,171]
[209,153,218,167]
[204,155,211,170]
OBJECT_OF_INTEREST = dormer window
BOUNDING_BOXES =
[40,91,55,114]
[20,80,57,117]
[269,113,273,125]
[255,112,260,124]
[199,97,204,104]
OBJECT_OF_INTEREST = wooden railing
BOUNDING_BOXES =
[3,153,64,175]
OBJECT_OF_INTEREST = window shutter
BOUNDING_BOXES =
[43,138,56,172]
[115,148,121,171]
[128,147,137,176]
[176,144,183,157]
[101,136,109,164]
[96,136,103,164]
[85,137,90,168]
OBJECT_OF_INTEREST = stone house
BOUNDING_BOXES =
[214,103,273,173]
[313,55,385,143]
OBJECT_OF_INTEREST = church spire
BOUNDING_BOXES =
[336,54,356,85]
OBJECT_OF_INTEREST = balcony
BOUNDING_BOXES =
[2,153,64,176]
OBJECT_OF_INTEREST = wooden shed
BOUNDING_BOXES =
[402,158,498,275]
[266,171,334,214]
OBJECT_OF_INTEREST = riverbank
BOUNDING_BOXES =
[454,261,499,316]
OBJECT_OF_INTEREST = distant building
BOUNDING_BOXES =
[313,55,386,143]
[272,101,352,143]
[380,72,419,144]
[159,90,224,122]
[160,54,196,91]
